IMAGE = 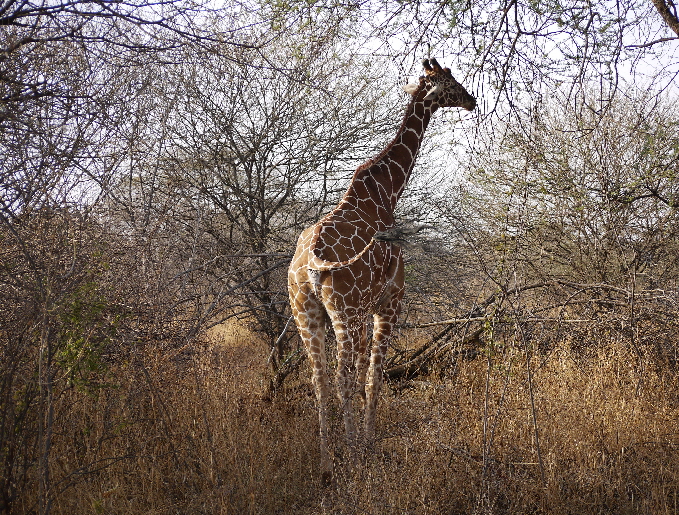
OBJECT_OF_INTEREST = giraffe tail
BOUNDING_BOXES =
[307,224,376,271]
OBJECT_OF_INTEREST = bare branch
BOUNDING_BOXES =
[651,0,679,37]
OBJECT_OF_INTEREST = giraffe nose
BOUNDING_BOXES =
[464,97,477,111]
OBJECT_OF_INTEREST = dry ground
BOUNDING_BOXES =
[22,322,679,514]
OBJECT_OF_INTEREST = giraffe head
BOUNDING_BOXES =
[403,58,476,111]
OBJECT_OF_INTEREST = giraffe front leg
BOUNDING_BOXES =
[364,292,403,443]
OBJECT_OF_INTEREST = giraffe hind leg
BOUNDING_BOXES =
[290,290,333,483]
[329,314,367,457]
[355,319,369,409]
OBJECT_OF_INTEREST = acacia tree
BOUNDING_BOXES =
[118,40,402,362]
[355,1,678,98]
[0,3,298,513]
[444,88,679,356]
[0,33,123,511]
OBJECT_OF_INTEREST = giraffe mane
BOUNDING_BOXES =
[354,76,428,175]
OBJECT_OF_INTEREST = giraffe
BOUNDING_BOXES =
[287,58,476,483]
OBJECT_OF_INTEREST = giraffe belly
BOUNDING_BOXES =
[317,241,404,315]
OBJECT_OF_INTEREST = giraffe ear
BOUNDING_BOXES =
[402,83,419,95]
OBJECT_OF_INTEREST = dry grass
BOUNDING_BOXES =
[22,325,679,515]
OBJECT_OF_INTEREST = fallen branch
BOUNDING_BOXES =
[386,327,484,381]
[400,316,488,328]
[402,316,610,328]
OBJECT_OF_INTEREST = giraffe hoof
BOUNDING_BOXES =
[321,470,332,486]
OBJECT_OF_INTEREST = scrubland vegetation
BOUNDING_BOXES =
[2,0,679,513]
[10,322,678,514]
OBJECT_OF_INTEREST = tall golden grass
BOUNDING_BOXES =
[19,323,679,514]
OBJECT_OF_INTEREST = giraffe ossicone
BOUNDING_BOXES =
[288,58,476,484]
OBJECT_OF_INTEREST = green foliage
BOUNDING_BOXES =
[55,281,118,393]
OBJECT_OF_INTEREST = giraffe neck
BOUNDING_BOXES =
[308,83,436,270]
[334,83,437,231]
